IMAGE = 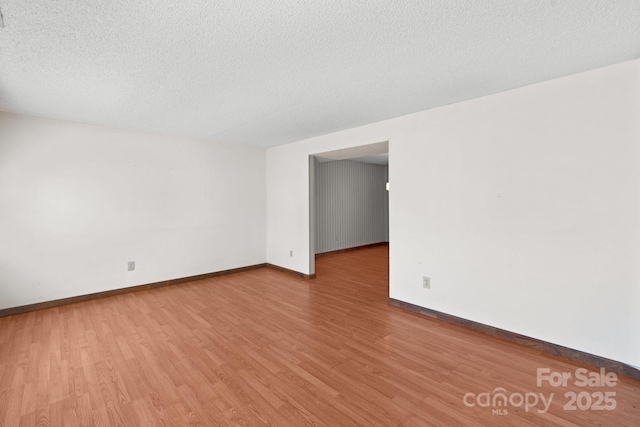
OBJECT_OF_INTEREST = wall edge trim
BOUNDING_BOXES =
[388,298,640,381]
[266,263,316,279]
[0,263,268,318]
[316,241,389,257]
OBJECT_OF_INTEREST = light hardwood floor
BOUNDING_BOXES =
[1,246,638,426]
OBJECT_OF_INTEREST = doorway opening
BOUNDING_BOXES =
[308,141,389,295]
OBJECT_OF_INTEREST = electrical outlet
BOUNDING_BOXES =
[289,250,293,257]
[423,276,430,289]
[128,261,135,271]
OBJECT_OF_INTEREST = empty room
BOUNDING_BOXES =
[1,1,639,426]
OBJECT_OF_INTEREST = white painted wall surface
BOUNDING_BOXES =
[0,113,266,310]
[266,60,640,367]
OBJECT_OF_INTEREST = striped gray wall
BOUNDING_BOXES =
[315,159,388,254]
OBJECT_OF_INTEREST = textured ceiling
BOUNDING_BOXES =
[1,1,639,148]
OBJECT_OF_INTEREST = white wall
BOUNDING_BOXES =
[266,60,640,367]
[0,113,266,310]
[315,159,388,253]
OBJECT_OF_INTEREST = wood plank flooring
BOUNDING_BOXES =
[1,245,638,426]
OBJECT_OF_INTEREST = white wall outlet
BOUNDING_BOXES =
[128,261,135,271]
[289,250,293,257]
[423,276,430,289]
